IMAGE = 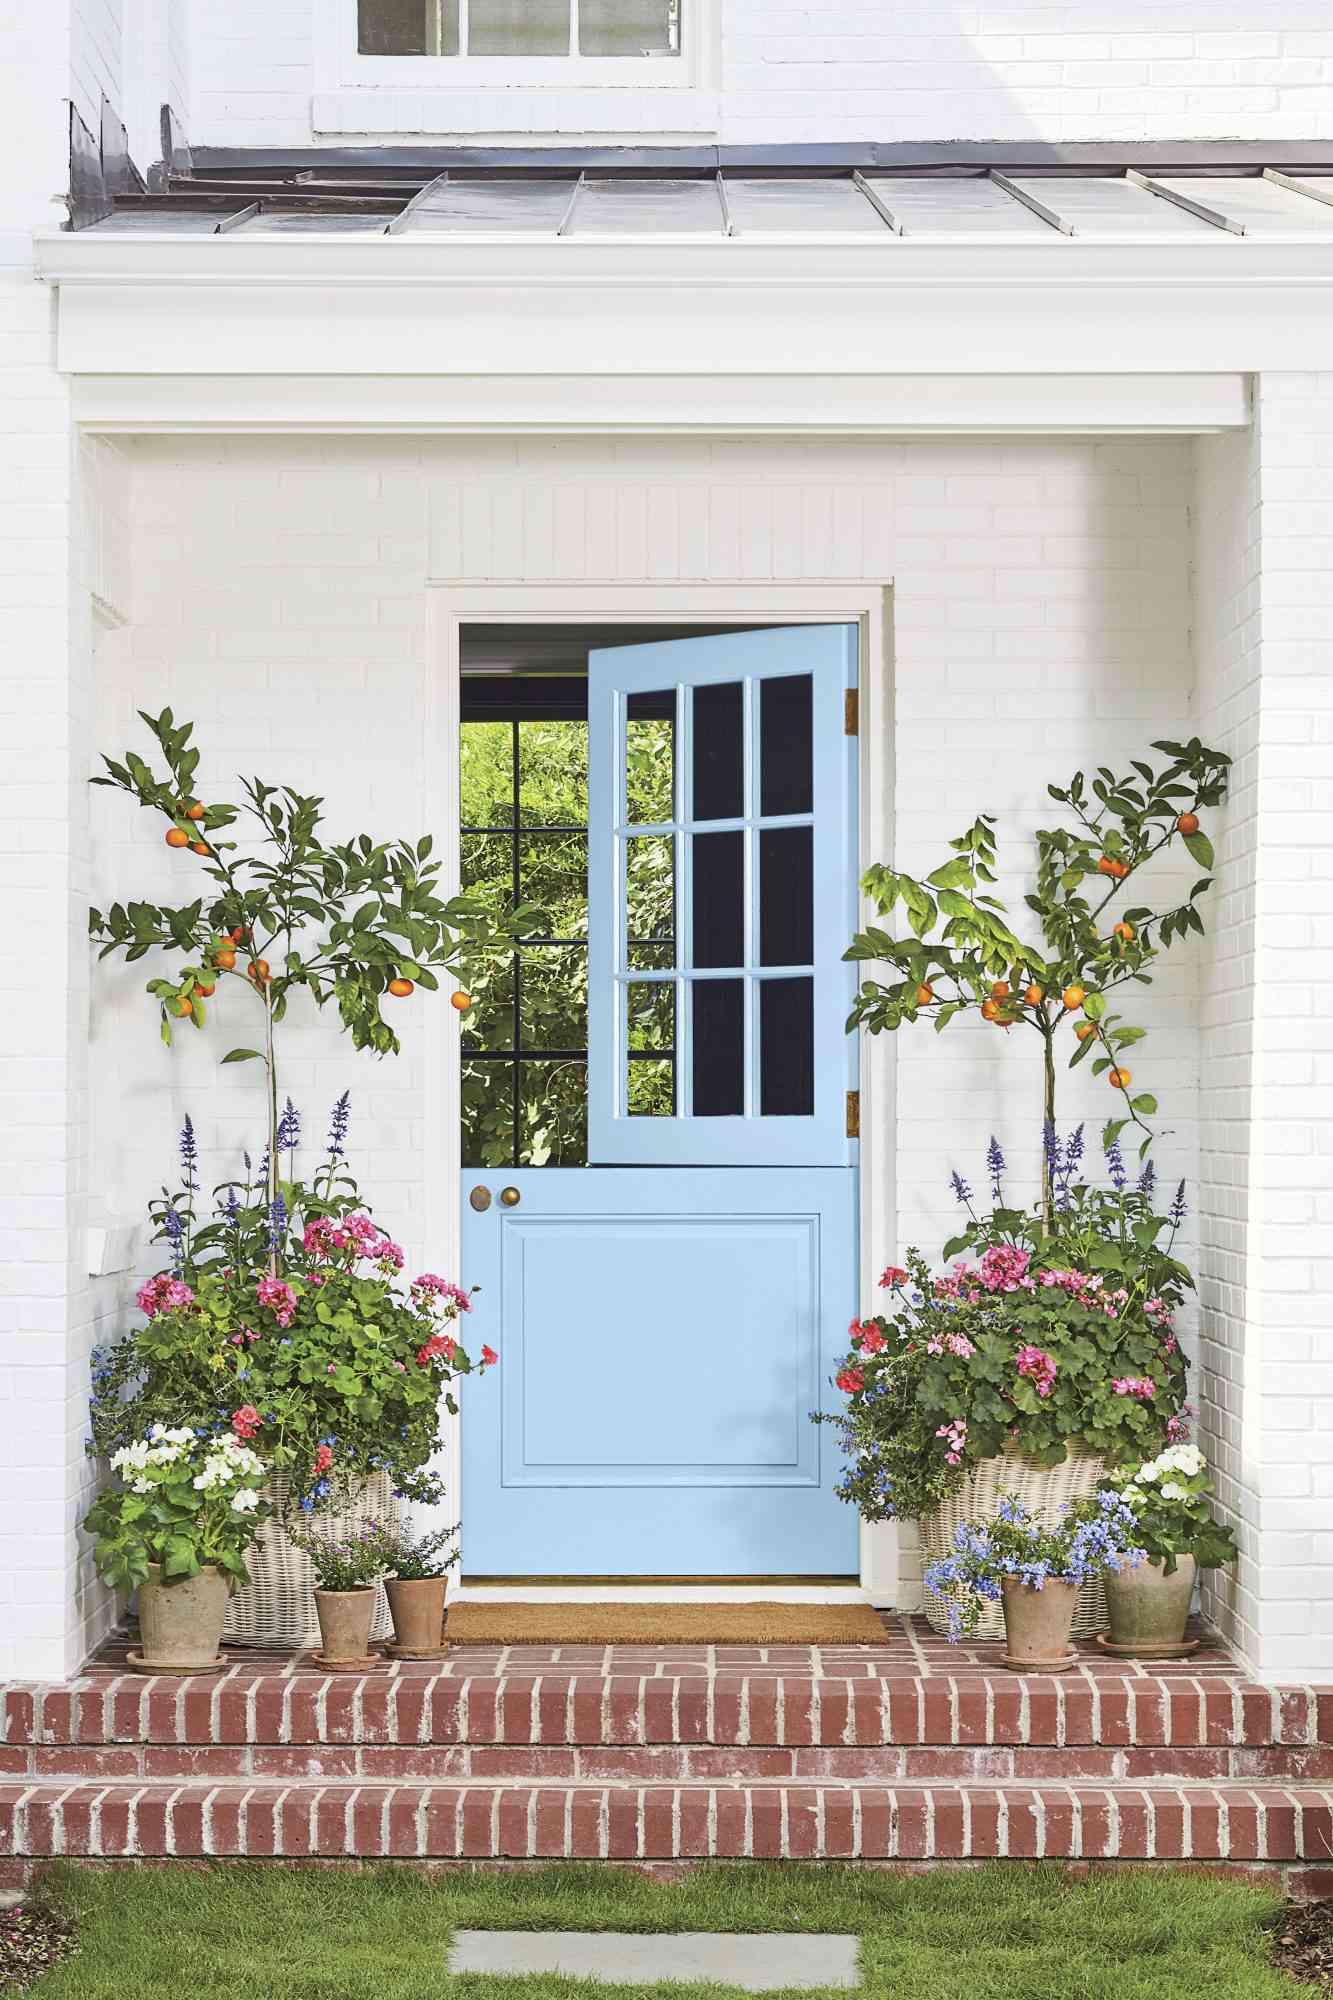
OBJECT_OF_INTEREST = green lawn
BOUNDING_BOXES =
[22,1860,1293,2000]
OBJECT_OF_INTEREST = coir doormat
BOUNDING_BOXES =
[444,1602,887,1645]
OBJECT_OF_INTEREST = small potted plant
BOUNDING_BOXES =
[287,1521,389,1670]
[82,1426,268,1673]
[923,1492,1145,1671]
[1082,1445,1237,1657]
[376,1522,459,1659]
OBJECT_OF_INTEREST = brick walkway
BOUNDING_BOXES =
[2,1617,1330,1890]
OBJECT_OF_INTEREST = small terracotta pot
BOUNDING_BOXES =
[384,1575,448,1658]
[1000,1575,1079,1672]
[313,1586,378,1664]
[135,1562,229,1672]
[1104,1554,1196,1656]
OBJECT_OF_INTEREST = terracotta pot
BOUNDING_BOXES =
[137,1562,229,1671]
[1104,1554,1196,1655]
[919,1448,1108,1640]
[313,1586,377,1664]
[1000,1575,1079,1672]
[384,1575,448,1657]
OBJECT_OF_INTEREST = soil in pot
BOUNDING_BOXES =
[1102,1553,1197,1657]
[312,1586,383,1669]
[131,1563,229,1674]
[1000,1575,1079,1672]
[384,1575,448,1658]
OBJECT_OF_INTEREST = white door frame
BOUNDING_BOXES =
[426,582,897,1604]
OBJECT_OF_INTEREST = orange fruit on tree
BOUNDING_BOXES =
[229,926,246,944]
[173,996,192,1017]
[165,827,189,848]
[214,948,236,971]
[1023,983,1043,1006]
[195,979,216,997]
[1112,921,1135,943]
[185,802,205,821]
[190,840,209,856]
[1097,855,1116,876]
[1062,983,1086,1009]
[1176,811,1199,836]
[450,990,472,1011]
[915,982,934,1005]
[1074,1020,1099,1043]
[388,977,415,998]
[990,980,1010,1000]
[1109,859,1130,879]
[980,998,1001,1021]
[1108,1067,1132,1089]
[247,958,270,984]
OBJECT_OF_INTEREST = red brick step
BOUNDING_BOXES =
[2,1777,1331,1873]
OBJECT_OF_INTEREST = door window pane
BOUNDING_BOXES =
[626,980,674,1055]
[759,673,813,817]
[461,830,513,907]
[692,981,744,1116]
[760,978,814,1116]
[519,943,587,1049]
[468,0,569,53]
[628,937,675,972]
[759,826,813,966]
[520,831,587,937]
[520,719,587,827]
[460,719,514,827]
[359,0,459,54]
[692,829,743,969]
[626,834,674,958]
[580,0,677,54]
[628,1060,675,1117]
[462,1058,515,1167]
[626,690,674,824]
[518,1059,587,1165]
[461,957,515,1053]
[691,681,743,821]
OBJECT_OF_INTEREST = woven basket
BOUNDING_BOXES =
[918,1448,1108,1640]
[224,1472,400,1650]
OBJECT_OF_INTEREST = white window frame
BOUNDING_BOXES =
[324,0,709,92]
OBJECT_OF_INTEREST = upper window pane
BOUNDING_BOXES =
[359,0,459,54]
[469,0,569,55]
[580,0,678,53]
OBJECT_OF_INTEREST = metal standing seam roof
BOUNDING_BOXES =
[74,161,1333,242]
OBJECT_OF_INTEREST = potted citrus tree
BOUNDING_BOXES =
[82,1426,268,1673]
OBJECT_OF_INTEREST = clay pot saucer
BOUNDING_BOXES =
[381,1642,450,1660]
[308,1651,389,1673]
[124,1651,227,1676]
[1095,1630,1202,1660]
[1000,1648,1080,1674]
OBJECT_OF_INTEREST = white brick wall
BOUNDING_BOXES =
[84,432,1197,1623]
[1193,378,1333,1680]
[178,0,1333,146]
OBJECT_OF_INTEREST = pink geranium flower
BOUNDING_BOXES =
[231,1404,261,1441]
[256,1276,298,1328]
[1112,1376,1156,1401]
[1015,1345,1058,1398]
[136,1274,195,1320]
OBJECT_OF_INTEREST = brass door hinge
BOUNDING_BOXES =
[844,688,859,736]
[846,1089,860,1138]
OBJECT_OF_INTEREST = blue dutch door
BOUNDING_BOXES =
[460,625,859,1576]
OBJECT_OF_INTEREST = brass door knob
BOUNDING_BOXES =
[498,1185,522,1208]
[468,1186,492,1212]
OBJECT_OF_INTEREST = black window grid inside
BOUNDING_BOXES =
[461,696,673,1169]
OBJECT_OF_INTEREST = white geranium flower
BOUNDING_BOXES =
[1160,1481,1187,1501]
[231,1487,260,1513]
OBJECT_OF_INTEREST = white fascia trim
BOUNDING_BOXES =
[68,371,1251,436]
[33,230,1333,290]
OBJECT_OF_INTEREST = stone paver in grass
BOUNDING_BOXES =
[447,1930,861,1989]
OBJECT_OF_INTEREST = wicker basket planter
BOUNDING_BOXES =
[918,1446,1108,1640]
[223,1471,399,1650]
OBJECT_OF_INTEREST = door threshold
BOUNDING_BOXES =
[453,1577,869,1606]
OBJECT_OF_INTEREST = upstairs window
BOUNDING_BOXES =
[358,0,681,60]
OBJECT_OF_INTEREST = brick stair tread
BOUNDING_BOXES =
[3,1777,1331,1862]
[9,1672,1330,1752]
